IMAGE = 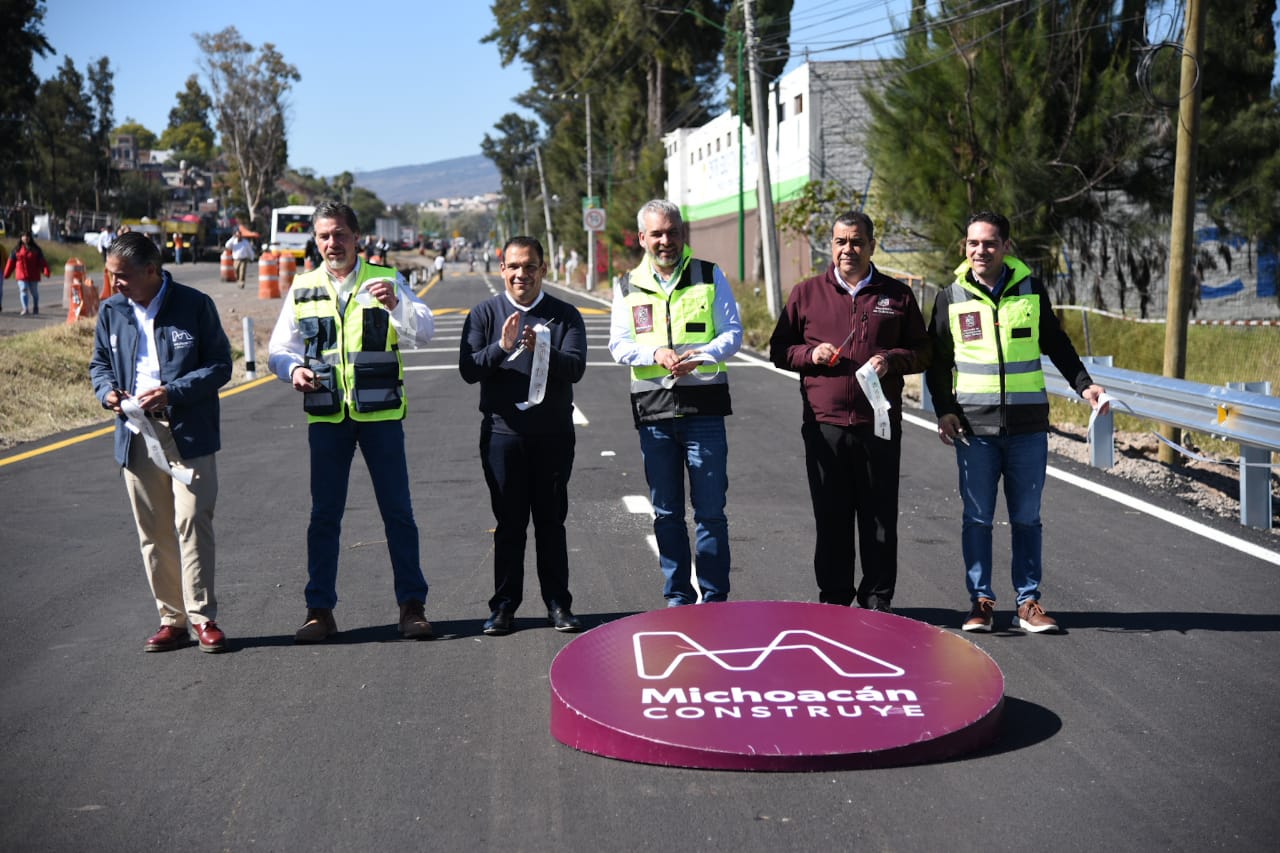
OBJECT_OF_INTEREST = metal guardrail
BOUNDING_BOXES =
[1042,356,1278,529]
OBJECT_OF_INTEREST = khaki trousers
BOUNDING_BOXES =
[121,421,218,627]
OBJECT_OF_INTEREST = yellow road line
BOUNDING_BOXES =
[0,375,277,468]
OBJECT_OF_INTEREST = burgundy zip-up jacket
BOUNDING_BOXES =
[769,265,931,428]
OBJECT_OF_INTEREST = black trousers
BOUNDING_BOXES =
[802,421,902,607]
[480,428,575,614]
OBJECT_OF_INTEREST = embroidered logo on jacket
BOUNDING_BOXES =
[171,329,195,349]
[959,311,983,341]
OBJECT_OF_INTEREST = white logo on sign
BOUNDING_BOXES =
[632,629,905,681]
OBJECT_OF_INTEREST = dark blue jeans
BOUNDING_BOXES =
[956,431,1047,605]
[637,416,730,605]
[480,428,575,614]
[305,418,428,609]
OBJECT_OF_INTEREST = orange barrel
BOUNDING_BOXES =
[64,257,85,311]
[80,276,100,317]
[278,252,297,292]
[304,256,315,272]
[220,248,236,282]
[100,268,114,301]
[258,251,280,299]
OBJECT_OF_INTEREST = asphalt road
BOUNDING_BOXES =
[2,266,1278,852]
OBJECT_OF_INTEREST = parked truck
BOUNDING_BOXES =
[269,205,316,258]
[374,217,401,246]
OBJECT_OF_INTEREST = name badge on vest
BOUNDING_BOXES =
[632,304,655,334]
[959,311,983,342]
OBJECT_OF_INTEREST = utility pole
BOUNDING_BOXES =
[533,145,557,282]
[1159,0,1204,465]
[586,92,596,292]
[743,0,782,318]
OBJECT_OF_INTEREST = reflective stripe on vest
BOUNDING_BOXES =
[291,262,406,423]
[946,262,1047,408]
[619,257,727,395]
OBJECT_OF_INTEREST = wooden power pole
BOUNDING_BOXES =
[743,0,782,319]
[1159,0,1205,465]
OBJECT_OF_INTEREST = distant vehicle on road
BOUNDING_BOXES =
[269,205,316,258]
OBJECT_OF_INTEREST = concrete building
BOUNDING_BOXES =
[663,60,891,286]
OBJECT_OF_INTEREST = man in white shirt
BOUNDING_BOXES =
[267,202,435,643]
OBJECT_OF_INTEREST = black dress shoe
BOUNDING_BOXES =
[483,610,513,636]
[548,606,583,633]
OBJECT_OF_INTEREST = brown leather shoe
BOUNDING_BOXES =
[144,624,190,652]
[193,621,227,653]
[398,600,434,640]
[294,608,337,643]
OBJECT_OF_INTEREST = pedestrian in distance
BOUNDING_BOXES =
[608,199,743,607]
[96,226,114,264]
[267,201,436,643]
[433,251,445,280]
[459,236,588,636]
[89,232,233,653]
[768,211,932,613]
[925,211,1108,634]
[225,231,254,287]
[3,231,50,316]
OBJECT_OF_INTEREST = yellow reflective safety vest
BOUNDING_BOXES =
[943,256,1047,411]
[619,249,731,424]
[290,262,406,424]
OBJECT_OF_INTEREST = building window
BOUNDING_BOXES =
[779,102,786,122]
[715,138,721,153]
[727,132,732,147]
[795,94,804,115]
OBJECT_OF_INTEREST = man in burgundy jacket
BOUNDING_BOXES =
[769,211,931,612]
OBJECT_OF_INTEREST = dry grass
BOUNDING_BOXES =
[0,322,113,447]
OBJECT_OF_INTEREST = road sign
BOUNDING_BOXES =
[583,208,606,233]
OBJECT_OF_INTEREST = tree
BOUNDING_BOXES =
[1194,0,1280,244]
[86,57,114,209]
[865,0,1161,288]
[485,0,730,268]
[160,75,216,166]
[114,120,158,151]
[29,57,98,215]
[0,0,53,206]
[481,112,540,238]
[195,27,299,230]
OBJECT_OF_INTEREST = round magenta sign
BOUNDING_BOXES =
[550,601,1003,771]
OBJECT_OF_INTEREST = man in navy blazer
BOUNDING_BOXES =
[90,232,232,653]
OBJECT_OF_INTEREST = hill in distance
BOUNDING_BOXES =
[353,154,499,205]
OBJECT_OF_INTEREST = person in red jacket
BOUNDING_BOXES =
[769,211,931,612]
[3,231,51,316]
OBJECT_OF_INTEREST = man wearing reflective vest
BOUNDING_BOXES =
[268,201,436,642]
[609,199,743,606]
[925,211,1107,634]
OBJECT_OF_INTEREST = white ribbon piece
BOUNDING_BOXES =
[516,324,551,410]
[856,361,893,440]
[119,397,194,485]
[659,352,720,389]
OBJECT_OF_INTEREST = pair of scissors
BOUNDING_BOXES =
[827,328,857,366]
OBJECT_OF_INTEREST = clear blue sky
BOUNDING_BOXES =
[35,1,1275,178]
